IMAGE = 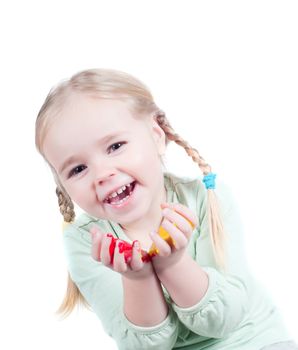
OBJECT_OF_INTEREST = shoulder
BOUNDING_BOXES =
[62,213,110,248]
[164,170,234,199]
[164,171,203,199]
[164,171,238,217]
[61,214,117,286]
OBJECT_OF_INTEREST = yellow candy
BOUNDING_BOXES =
[148,216,195,257]
[148,226,175,255]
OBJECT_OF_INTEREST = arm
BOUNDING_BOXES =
[155,253,209,309]
[91,227,169,327]
[150,181,251,339]
[122,266,169,327]
[63,220,179,350]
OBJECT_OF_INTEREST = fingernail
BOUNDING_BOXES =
[133,240,141,251]
[133,241,142,259]
[161,202,170,208]
[162,208,169,215]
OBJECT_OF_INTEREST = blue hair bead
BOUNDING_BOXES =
[203,172,216,189]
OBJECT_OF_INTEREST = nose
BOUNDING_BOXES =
[92,156,116,185]
[94,172,116,202]
[94,172,116,186]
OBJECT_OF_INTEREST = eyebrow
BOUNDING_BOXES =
[58,132,126,174]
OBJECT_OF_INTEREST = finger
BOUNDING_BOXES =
[149,231,171,257]
[162,207,196,239]
[101,234,114,265]
[161,202,198,229]
[91,227,104,261]
[161,218,188,250]
[113,241,127,273]
[130,241,144,271]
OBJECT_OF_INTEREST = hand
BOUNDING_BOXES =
[149,202,198,273]
[90,226,154,280]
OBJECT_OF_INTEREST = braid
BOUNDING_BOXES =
[155,110,227,270]
[155,111,212,175]
[55,185,81,318]
[55,187,75,223]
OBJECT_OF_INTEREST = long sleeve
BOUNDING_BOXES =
[62,220,179,350]
[60,172,290,349]
[170,180,251,338]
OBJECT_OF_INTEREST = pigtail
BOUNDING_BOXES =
[155,111,227,270]
[56,272,91,319]
[56,187,75,222]
[55,187,89,316]
[56,187,75,223]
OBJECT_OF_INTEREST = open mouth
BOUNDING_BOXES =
[104,181,137,205]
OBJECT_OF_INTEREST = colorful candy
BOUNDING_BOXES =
[107,234,151,263]
[148,215,195,257]
[107,213,195,264]
[147,225,175,257]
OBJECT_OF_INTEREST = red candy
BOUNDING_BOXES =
[107,234,117,264]
[106,234,151,264]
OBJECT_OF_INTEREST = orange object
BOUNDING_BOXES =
[148,215,195,257]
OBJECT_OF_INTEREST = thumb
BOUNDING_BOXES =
[90,226,104,240]
[90,226,106,262]
[160,202,171,209]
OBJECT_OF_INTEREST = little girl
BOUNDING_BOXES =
[35,68,297,350]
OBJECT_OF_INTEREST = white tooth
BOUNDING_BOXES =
[108,187,124,199]
[110,190,132,205]
[107,183,132,201]
[107,192,117,200]
[117,188,124,195]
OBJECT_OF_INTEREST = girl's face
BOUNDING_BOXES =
[43,93,167,229]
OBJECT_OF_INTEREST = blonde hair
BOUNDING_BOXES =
[35,68,227,318]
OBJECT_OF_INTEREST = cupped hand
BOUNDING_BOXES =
[149,202,198,273]
[90,226,154,280]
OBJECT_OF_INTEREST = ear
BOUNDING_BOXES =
[149,116,166,156]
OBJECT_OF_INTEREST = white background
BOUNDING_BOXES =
[0,1,297,349]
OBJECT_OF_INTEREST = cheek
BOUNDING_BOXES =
[132,140,161,166]
[130,149,161,174]
[63,180,91,206]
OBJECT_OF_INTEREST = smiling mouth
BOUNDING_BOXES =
[104,181,137,205]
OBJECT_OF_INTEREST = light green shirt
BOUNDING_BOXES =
[63,172,290,349]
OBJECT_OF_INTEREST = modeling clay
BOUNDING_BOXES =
[148,216,195,257]
[106,213,195,264]
[107,234,150,263]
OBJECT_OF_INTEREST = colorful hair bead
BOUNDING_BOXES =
[203,172,216,189]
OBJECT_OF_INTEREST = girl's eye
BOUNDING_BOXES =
[68,164,87,178]
[108,141,126,153]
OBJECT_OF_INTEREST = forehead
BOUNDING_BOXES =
[47,93,146,138]
[42,93,151,165]
[61,93,139,125]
